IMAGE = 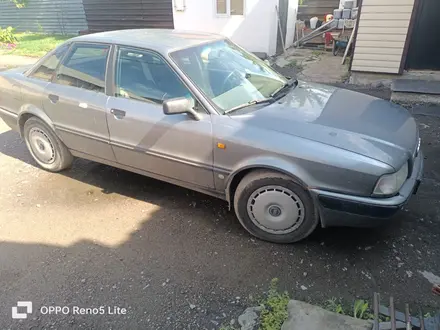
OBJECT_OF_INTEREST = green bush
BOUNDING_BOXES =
[0,26,18,44]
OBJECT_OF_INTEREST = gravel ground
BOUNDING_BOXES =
[0,96,439,329]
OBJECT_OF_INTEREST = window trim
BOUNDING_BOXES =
[52,41,112,95]
[25,42,73,80]
[214,0,245,17]
[109,44,210,114]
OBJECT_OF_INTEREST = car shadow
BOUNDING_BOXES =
[1,125,439,329]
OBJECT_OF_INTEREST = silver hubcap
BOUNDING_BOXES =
[247,185,305,234]
[28,128,55,164]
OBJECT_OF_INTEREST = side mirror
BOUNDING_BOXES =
[163,97,201,121]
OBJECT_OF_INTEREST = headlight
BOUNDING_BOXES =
[373,162,408,196]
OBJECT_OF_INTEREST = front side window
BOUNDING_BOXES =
[115,47,190,104]
[216,0,244,15]
[55,43,110,93]
[30,43,70,81]
[170,39,286,113]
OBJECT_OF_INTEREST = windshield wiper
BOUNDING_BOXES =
[224,98,274,114]
[270,78,298,99]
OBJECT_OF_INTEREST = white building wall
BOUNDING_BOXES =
[351,0,415,74]
[172,0,279,56]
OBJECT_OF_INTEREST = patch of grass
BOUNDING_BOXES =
[323,298,391,321]
[286,59,304,73]
[259,278,290,330]
[0,33,72,57]
[311,50,324,57]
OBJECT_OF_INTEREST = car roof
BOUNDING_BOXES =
[70,29,225,55]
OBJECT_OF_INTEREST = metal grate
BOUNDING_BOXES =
[372,292,440,330]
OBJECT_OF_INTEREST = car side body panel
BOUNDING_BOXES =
[106,96,215,189]
[211,115,393,200]
[43,82,115,161]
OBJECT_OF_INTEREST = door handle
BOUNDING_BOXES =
[110,108,126,119]
[48,94,59,104]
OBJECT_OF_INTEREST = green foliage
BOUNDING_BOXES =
[0,26,17,44]
[2,0,27,8]
[325,298,346,315]
[259,278,290,330]
[0,33,71,57]
[353,300,373,320]
[324,298,377,321]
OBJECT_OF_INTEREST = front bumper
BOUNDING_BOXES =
[311,150,424,228]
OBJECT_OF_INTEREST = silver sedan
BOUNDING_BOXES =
[0,29,423,243]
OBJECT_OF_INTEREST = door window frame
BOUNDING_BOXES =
[51,41,113,95]
[107,44,210,115]
[25,42,73,80]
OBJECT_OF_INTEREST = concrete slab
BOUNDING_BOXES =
[281,300,373,330]
[392,79,440,95]
[349,71,394,88]
[391,92,440,106]
[275,48,349,84]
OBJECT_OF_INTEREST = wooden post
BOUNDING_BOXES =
[275,5,288,56]
[341,22,357,65]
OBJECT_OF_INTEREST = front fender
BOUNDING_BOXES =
[17,104,55,137]
[225,156,313,204]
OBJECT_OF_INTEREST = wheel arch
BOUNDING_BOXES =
[225,156,312,208]
[18,105,55,138]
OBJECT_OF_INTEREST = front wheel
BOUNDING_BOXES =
[23,117,73,172]
[234,170,319,243]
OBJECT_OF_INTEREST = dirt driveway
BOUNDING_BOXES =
[0,105,439,329]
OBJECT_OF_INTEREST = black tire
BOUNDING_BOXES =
[233,170,319,243]
[23,117,73,172]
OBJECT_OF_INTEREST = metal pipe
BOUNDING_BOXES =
[390,297,396,330]
[374,293,380,330]
[294,19,335,47]
[404,304,411,330]
[299,26,337,47]
[419,307,425,330]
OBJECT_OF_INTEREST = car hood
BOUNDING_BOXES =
[232,82,418,169]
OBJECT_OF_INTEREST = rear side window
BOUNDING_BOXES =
[30,43,70,81]
[55,43,110,93]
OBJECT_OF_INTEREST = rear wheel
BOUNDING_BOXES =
[234,170,318,243]
[23,117,73,172]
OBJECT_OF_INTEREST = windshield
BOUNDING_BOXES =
[170,39,287,114]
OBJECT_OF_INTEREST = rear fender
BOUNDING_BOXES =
[17,104,55,137]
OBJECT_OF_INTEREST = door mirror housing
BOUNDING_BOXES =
[163,97,201,121]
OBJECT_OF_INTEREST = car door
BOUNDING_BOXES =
[106,46,214,189]
[42,42,115,161]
